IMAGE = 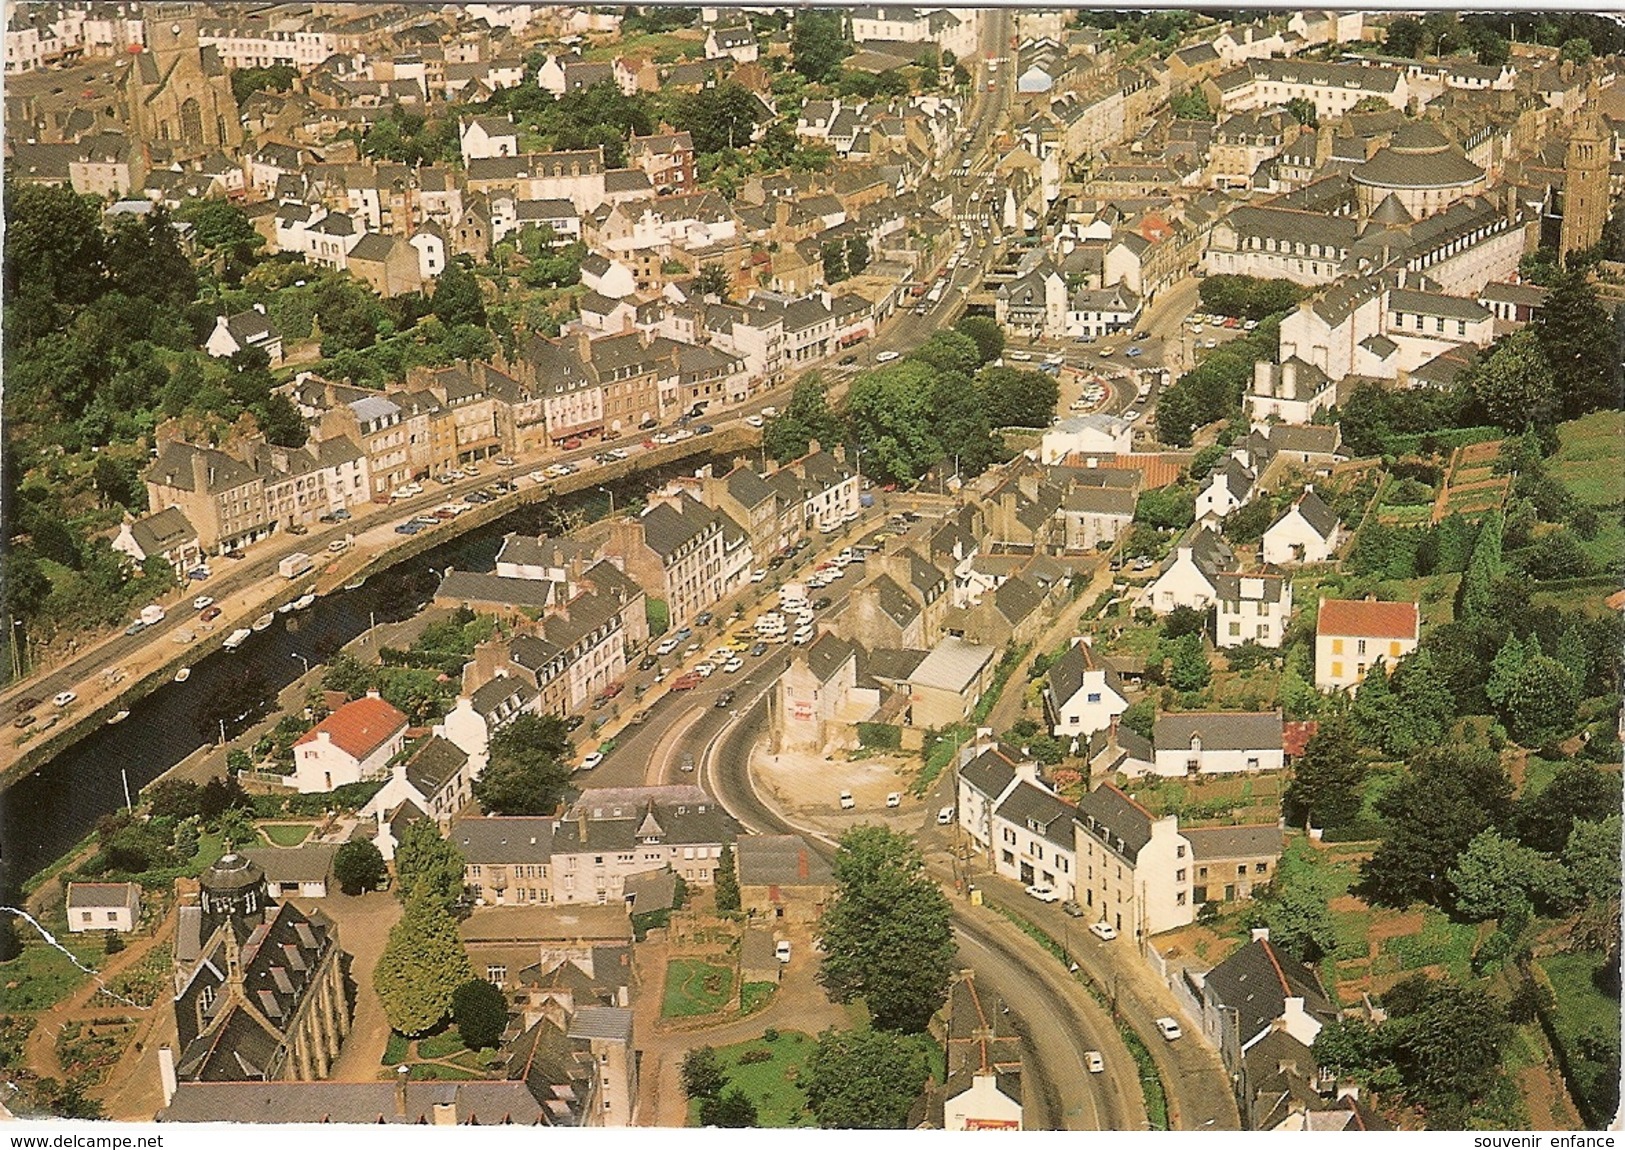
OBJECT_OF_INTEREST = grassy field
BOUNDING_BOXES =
[1536,951,1621,1126]
[1375,911,1480,982]
[663,959,735,1018]
[1130,773,1284,827]
[1550,412,1625,508]
[740,981,777,1015]
[581,29,703,62]
[0,931,107,1011]
[687,1031,818,1127]
[260,823,314,847]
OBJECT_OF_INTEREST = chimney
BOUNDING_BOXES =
[798,849,809,880]
[1336,1082,1360,1102]
[158,1045,178,1107]
[1250,926,1270,942]
[432,1100,458,1126]
[252,302,266,315]
[366,688,382,700]
[395,1065,410,1117]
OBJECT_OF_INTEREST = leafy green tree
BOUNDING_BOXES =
[955,316,1004,364]
[817,826,954,1033]
[1383,650,1453,756]
[1447,830,1571,920]
[1360,745,1513,908]
[451,977,509,1048]
[3,182,109,345]
[1519,528,1596,581]
[1254,883,1339,963]
[928,369,999,478]
[1515,761,1623,854]
[334,839,387,895]
[792,10,850,80]
[432,257,486,329]
[231,63,297,104]
[975,366,1058,429]
[1169,87,1211,120]
[1456,509,1503,621]
[1559,36,1593,63]
[1163,604,1208,641]
[700,1088,759,1127]
[1468,330,1558,432]
[821,239,848,283]
[1166,632,1211,692]
[322,652,376,698]
[1386,976,1513,1124]
[1119,697,1155,740]
[1285,716,1366,830]
[1313,1017,1394,1087]
[763,377,844,464]
[674,81,767,155]
[1564,815,1622,903]
[908,330,981,377]
[694,264,730,301]
[714,843,741,912]
[846,361,947,482]
[803,1028,933,1128]
[1385,15,1425,55]
[472,713,572,816]
[1484,632,1527,711]
[393,818,466,911]
[680,1046,727,1099]
[375,891,475,1036]
[1284,97,1318,127]
[1133,485,1195,531]
[313,274,388,355]
[1503,655,1578,746]
[846,235,870,276]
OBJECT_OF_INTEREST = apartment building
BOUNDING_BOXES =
[1314,597,1421,691]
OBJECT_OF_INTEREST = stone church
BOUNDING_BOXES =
[166,850,349,1083]
[122,16,243,156]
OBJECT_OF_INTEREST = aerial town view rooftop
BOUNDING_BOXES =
[1,1,1622,1134]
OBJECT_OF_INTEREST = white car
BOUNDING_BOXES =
[656,638,680,656]
[937,806,954,825]
[1085,1051,1105,1074]
[751,569,767,583]
[1025,884,1060,903]
[791,625,814,645]
[694,662,715,677]
[1008,350,1032,361]
[745,414,765,428]
[1089,921,1118,941]
[775,940,792,963]
[192,596,214,611]
[529,470,548,484]
[886,792,901,808]
[1155,1017,1183,1041]
[579,752,604,771]
[839,791,856,810]
[875,350,900,363]
[723,657,744,674]
[1124,409,1142,422]
[52,691,77,707]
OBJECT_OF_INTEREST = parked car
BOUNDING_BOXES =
[695,611,713,627]
[628,709,651,725]
[52,691,77,707]
[679,752,695,773]
[565,715,585,731]
[670,672,702,691]
[1085,1051,1105,1073]
[1025,884,1060,903]
[13,714,36,730]
[937,806,955,825]
[579,752,604,771]
[723,657,744,674]
[193,596,214,611]
[1089,921,1118,941]
[674,627,693,642]
[1155,1017,1183,1041]
[839,791,856,810]
[1060,899,1085,918]
[885,792,901,808]
[749,642,768,657]
[200,606,222,623]
[745,414,765,427]
[811,596,832,610]
[775,940,792,963]
[13,697,42,715]
[125,620,146,636]
[875,350,900,363]
[656,638,680,656]
[638,654,659,671]
[715,689,735,708]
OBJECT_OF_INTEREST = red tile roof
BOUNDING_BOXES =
[294,695,408,761]
[1317,598,1419,640]
[1282,720,1319,759]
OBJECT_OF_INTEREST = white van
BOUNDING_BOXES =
[754,612,787,636]
[792,624,815,645]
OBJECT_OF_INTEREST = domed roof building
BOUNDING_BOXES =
[1351,122,1486,221]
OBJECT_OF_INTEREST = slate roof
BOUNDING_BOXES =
[995,781,1076,850]
[438,570,559,610]
[1279,488,1339,539]
[1182,825,1284,862]
[568,1005,633,1043]
[241,844,338,886]
[66,882,140,910]
[453,817,555,865]
[958,742,1028,799]
[1074,782,1156,862]
[404,735,468,797]
[128,506,199,556]
[735,834,835,887]
[909,638,994,693]
[1154,711,1283,753]
[1204,937,1338,1049]
[804,630,857,683]
[1213,571,1288,604]
[1046,640,1100,708]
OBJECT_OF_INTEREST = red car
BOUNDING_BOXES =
[562,438,584,451]
[669,672,702,691]
[600,682,625,700]
[199,606,222,623]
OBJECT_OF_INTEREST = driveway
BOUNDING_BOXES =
[299,888,402,1082]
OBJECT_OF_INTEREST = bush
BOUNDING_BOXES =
[856,722,902,750]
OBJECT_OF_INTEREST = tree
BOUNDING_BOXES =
[846,361,950,482]
[1447,830,1571,920]
[763,377,844,464]
[700,1088,759,1127]
[472,713,572,816]
[694,264,730,301]
[792,10,849,80]
[1456,510,1503,621]
[451,977,509,1049]
[393,818,467,911]
[1119,697,1155,740]
[1553,624,1590,690]
[1169,87,1211,120]
[1386,15,1425,55]
[1386,977,1513,1122]
[821,239,848,283]
[1564,815,1622,904]
[431,257,486,329]
[975,365,1058,429]
[1133,485,1195,531]
[908,330,982,377]
[817,826,955,1033]
[322,652,375,698]
[1503,655,1578,747]
[1469,330,1558,432]
[1484,632,1527,711]
[955,316,1004,364]
[803,1028,932,1128]
[1163,604,1208,641]
[1359,745,1513,908]
[1559,36,1593,63]
[146,778,203,821]
[714,843,741,912]
[1255,883,1339,963]
[1531,268,1617,420]
[1166,633,1211,692]
[334,839,387,896]
[374,891,475,1036]
[1284,97,1318,128]
[1515,761,1623,854]
[1285,716,1366,830]
[680,1046,727,1099]
[846,235,870,276]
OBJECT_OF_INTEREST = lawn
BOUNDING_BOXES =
[662,958,735,1018]
[740,981,777,1015]
[1536,951,1621,1126]
[1375,910,1480,982]
[0,932,107,1011]
[687,1030,817,1127]
[260,823,314,847]
[1550,411,1625,509]
[1131,773,1284,827]
[418,1026,467,1059]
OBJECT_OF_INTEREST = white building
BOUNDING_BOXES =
[992,780,1078,897]
[1039,414,1134,463]
[1314,597,1420,692]
[1262,487,1342,566]
[291,694,409,794]
[1043,639,1129,744]
[66,883,141,933]
[1246,358,1335,425]
[1214,571,1293,649]
[1151,712,1285,778]
[1143,527,1235,615]
[1073,783,1194,939]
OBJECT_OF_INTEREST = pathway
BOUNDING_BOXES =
[983,556,1118,736]
[306,889,402,1082]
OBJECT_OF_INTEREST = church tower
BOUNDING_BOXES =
[1560,110,1609,264]
[197,849,269,941]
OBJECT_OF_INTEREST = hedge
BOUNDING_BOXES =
[857,722,902,750]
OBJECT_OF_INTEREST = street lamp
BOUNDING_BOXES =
[291,652,310,676]
[599,486,615,516]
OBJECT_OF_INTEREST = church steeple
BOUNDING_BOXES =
[1560,103,1609,264]
[198,848,269,940]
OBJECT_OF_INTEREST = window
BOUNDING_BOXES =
[1331,638,1344,655]
[1330,660,1343,678]
[1356,639,1367,656]
[1176,869,1186,882]
[1390,640,1402,658]
[1176,845,1185,858]
[487,965,507,983]
[1086,692,1101,703]
[1176,891,1187,905]
[1246,756,1259,770]
[80,911,93,923]
[1237,865,1247,877]
[1256,862,1268,874]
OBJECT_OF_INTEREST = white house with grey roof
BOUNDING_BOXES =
[206,305,283,363]
[1185,930,1337,1077]
[1214,570,1293,649]
[1152,711,1284,778]
[1043,638,1129,746]
[66,882,141,933]
[956,739,1040,858]
[1039,413,1134,463]
[1195,457,1257,527]
[111,507,203,578]
[992,779,1078,897]
[1247,357,1335,425]
[1073,782,1194,938]
[1143,526,1236,615]
[1262,487,1341,566]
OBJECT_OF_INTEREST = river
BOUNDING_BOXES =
[0,456,730,899]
